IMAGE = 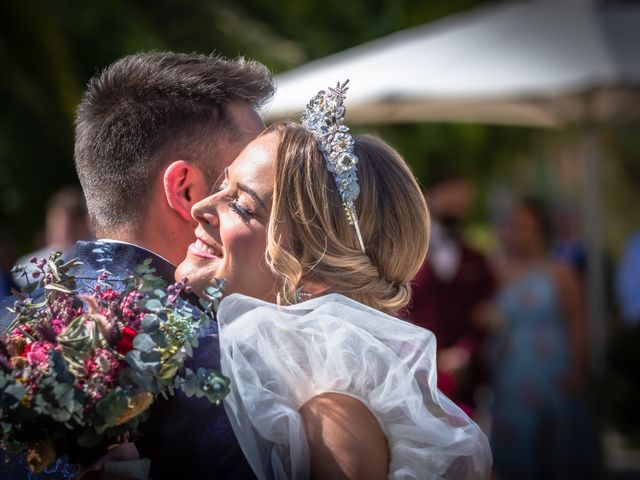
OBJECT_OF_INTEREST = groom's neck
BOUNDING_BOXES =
[95,224,187,268]
[94,196,196,268]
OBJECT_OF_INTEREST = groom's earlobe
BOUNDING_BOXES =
[163,161,209,224]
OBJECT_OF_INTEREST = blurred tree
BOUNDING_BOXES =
[0,0,573,256]
[0,0,310,252]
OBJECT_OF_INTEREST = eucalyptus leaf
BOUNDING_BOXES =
[145,299,163,313]
[3,384,26,402]
[133,333,156,353]
[149,331,167,348]
[130,370,156,391]
[141,314,159,331]
[126,350,160,373]
[140,351,161,371]
[96,390,128,426]
[49,406,73,423]
[153,289,167,299]
[125,350,145,371]
[181,369,197,397]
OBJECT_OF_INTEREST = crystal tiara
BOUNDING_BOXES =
[301,80,365,253]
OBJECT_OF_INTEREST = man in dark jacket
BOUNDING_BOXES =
[406,173,495,414]
[1,51,273,480]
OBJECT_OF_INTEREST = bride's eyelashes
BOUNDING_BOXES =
[212,188,255,221]
[229,198,254,221]
[209,175,255,221]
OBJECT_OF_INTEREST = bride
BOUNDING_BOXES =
[176,82,491,479]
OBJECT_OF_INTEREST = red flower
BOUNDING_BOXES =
[116,327,137,355]
[100,288,119,302]
[21,343,32,358]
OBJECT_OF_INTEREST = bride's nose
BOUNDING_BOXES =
[192,195,219,227]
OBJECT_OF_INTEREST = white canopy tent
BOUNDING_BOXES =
[265,0,640,370]
[266,0,640,126]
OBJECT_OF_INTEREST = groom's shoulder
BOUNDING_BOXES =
[71,240,178,286]
[71,240,142,279]
[1,240,211,330]
[0,294,15,332]
[73,240,211,322]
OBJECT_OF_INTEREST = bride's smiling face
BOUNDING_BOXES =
[176,132,278,300]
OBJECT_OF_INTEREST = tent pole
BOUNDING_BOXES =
[580,121,607,376]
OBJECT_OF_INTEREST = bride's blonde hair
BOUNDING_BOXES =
[265,122,429,315]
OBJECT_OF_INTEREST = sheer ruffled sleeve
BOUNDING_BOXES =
[217,293,491,480]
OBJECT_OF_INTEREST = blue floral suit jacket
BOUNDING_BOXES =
[0,240,255,480]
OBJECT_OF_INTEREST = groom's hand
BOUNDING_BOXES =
[78,442,144,480]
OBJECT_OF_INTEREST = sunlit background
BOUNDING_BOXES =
[1,0,639,478]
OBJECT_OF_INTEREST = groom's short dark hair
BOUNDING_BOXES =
[74,52,273,233]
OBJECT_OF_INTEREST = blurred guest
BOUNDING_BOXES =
[553,204,616,321]
[605,230,640,447]
[12,186,91,287]
[490,198,598,480]
[405,172,495,414]
[616,231,640,326]
[552,205,587,276]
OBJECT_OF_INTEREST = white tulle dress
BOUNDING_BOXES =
[217,293,492,480]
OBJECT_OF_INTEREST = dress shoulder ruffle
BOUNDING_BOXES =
[217,293,491,480]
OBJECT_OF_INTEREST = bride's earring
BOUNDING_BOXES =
[293,285,312,304]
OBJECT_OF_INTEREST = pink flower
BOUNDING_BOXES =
[79,348,122,403]
[12,325,31,339]
[51,319,64,335]
[99,288,119,303]
[120,290,144,328]
[83,348,120,378]
[25,341,54,365]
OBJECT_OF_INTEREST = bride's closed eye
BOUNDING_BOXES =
[228,198,254,220]
[212,182,255,221]
[211,168,263,222]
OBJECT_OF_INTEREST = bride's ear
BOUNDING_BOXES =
[300,276,330,297]
[163,160,209,225]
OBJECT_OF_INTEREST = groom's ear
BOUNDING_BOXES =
[163,160,209,224]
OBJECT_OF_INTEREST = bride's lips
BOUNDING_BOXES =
[188,237,223,260]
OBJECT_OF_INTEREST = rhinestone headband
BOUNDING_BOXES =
[301,80,366,253]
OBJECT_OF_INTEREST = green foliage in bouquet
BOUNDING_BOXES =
[0,252,229,472]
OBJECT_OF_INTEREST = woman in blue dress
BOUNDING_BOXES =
[490,199,598,479]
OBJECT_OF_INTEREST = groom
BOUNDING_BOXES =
[1,52,272,479]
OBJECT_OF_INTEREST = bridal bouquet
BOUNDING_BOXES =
[0,253,229,472]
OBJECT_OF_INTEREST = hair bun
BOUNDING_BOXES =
[266,124,429,316]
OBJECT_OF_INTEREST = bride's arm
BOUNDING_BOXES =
[299,393,389,480]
